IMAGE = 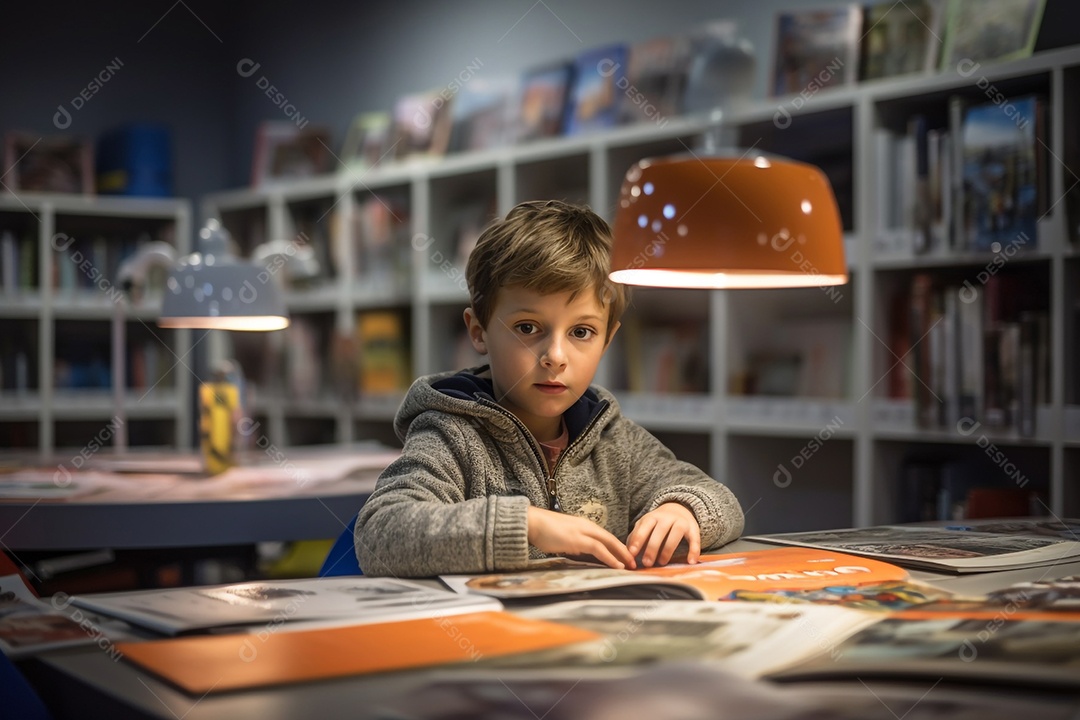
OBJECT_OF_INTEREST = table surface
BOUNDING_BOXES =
[19,539,1080,720]
[0,447,398,550]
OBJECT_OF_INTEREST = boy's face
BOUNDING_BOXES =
[464,285,617,442]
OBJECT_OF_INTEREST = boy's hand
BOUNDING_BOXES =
[527,506,637,570]
[627,503,701,567]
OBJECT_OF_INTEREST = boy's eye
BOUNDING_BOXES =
[571,327,596,340]
[515,322,538,335]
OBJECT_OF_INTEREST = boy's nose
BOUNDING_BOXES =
[540,338,567,368]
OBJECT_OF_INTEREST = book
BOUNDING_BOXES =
[859,0,943,82]
[116,611,599,695]
[446,77,514,153]
[771,5,861,97]
[250,122,333,187]
[515,61,574,142]
[960,95,1042,252]
[618,34,689,125]
[355,310,410,394]
[2,131,93,194]
[390,89,454,161]
[70,576,501,636]
[939,0,1047,71]
[441,547,910,601]
[565,44,627,136]
[746,519,1080,573]
[340,111,392,170]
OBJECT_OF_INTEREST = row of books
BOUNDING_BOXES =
[0,230,36,292]
[875,94,1048,256]
[900,457,1044,523]
[50,340,174,391]
[889,271,1048,434]
[9,518,1080,701]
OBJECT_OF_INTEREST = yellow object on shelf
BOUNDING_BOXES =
[199,381,239,475]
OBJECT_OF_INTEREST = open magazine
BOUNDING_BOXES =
[745,519,1080,573]
[0,573,100,657]
[770,575,1080,689]
[441,547,911,601]
[71,577,501,636]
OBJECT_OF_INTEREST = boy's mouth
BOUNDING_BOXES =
[534,382,567,394]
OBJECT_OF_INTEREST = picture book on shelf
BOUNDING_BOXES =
[441,547,910,601]
[446,77,514,153]
[618,34,689,125]
[565,44,627,136]
[340,111,392,170]
[117,611,599,695]
[939,0,1047,71]
[771,5,861,97]
[859,0,943,82]
[71,576,501,636]
[250,122,333,187]
[960,94,1044,252]
[516,61,574,142]
[391,89,453,161]
[747,519,1080,573]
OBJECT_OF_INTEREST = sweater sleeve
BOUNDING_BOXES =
[622,419,744,550]
[355,414,532,577]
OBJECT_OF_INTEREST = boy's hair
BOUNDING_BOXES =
[466,200,629,338]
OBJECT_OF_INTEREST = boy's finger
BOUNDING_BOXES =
[687,526,701,564]
[657,528,684,566]
[627,517,656,555]
[641,522,671,567]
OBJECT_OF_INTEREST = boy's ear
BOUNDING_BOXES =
[604,320,621,349]
[463,307,489,355]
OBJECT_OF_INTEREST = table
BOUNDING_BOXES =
[16,539,1080,720]
[0,447,398,551]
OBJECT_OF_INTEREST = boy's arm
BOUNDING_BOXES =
[622,420,745,550]
[355,417,532,577]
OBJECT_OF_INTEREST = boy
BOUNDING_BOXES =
[356,200,743,577]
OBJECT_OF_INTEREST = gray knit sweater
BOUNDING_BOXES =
[355,366,744,577]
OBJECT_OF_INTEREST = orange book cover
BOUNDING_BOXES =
[117,611,598,695]
[443,547,910,600]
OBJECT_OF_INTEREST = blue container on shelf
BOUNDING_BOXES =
[96,123,173,197]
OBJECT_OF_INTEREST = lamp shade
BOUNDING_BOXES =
[158,220,289,331]
[609,153,847,289]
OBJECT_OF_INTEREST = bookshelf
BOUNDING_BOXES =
[201,44,1080,534]
[0,193,193,453]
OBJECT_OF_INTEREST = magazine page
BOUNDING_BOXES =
[0,573,100,657]
[746,523,1080,573]
[772,572,1080,689]
[71,577,501,636]
[471,599,880,679]
[441,547,909,600]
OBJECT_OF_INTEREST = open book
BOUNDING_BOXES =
[0,573,100,657]
[71,577,501,636]
[746,518,1080,573]
[441,547,911,601]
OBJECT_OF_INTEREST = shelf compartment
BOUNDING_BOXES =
[616,392,716,432]
[725,397,855,437]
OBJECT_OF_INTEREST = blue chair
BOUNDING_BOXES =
[319,514,363,577]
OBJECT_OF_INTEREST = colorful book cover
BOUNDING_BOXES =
[356,310,410,393]
[939,0,1047,71]
[771,5,861,97]
[859,0,943,81]
[516,61,574,142]
[565,44,627,135]
[960,95,1041,252]
[117,611,599,695]
[442,547,910,600]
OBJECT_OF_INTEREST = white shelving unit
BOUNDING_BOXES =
[201,45,1080,533]
[0,193,193,454]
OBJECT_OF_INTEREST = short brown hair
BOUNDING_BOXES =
[465,200,629,338]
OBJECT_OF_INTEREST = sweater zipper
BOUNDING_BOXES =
[479,398,610,512]
[478,399,552,507]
